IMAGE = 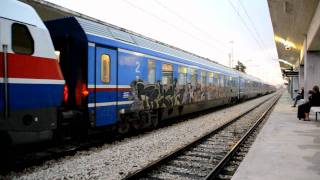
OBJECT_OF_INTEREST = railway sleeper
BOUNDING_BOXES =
[146,172,189,180]
[169,159,207,169]
[156,165,208,178]
[218,174,233,180]
[166,162,211,173]
[184,151,215,158]
[222,166,237,174]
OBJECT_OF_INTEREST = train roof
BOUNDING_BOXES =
[26,0,270,82]
[1,0,46,29]
[76,17,268,83]
[47,16,239,76]
[22,1,230,71]
[47,16,268,82]
[75,17,236,73]
[34,0,266,82]
[238,71,262,82]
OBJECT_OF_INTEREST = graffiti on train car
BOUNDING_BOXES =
[128,79,231,111]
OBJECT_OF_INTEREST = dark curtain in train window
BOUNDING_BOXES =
[162,64,173,85]
[148,60,156,84]
[12,23,34,54]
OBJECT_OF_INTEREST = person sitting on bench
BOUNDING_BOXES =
[298,85,320,121]
[292,87,304,107]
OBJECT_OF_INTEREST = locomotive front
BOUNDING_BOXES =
[0,0,65,145]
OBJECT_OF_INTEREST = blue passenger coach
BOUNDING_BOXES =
[45,17,272,134]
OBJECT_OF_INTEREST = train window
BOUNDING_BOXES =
[148,60,156,83]
[190,68,197,86]
[201,71,206,85]
[178,66,187,85]
[226,76,229,87]
[225,76,229,86]
[208,72,214,85]
[101,54,110,83]
[12,23,34,55]
[214,73,219,86]
[220,75,224,87]
[229,77,233,87]
[162,63,173,85]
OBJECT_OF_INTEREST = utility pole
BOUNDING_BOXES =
[229,40,234,68]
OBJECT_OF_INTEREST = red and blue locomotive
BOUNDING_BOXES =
[0,0,64,144]
[0,0,275,145]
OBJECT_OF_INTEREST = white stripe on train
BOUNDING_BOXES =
[88,85,131,89]
[88,100,134,108]
[0,78,65,84]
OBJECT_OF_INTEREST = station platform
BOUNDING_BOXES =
[232,91,320,180]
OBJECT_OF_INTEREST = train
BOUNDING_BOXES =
[0,0,275,145]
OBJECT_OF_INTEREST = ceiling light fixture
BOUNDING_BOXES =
[274,35,297,50]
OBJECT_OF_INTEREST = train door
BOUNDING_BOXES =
[94,46,118,127]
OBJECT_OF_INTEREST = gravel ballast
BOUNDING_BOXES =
[4,94,275,180]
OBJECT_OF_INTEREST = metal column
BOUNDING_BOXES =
[3,44,9,120]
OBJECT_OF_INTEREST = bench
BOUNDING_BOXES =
[310,107,320,120]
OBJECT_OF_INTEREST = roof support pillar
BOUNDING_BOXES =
[299,64,304,89]
[304,51,320,98]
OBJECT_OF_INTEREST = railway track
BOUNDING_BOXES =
[124,93,281,180]
[0,94,277,176]
[0,99,245,175]
[209,112,270,180]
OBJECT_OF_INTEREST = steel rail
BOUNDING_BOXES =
[124,93,279,180]
[204,93,281,180]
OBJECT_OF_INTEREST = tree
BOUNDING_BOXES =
[234,61,246,73]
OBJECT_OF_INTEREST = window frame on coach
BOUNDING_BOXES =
[11,23,34,55]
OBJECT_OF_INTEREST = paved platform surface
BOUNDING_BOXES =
[232,91,320,180]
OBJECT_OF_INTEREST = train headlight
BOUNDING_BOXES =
[55,50,61,63]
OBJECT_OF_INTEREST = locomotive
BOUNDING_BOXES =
[0,0,275,145]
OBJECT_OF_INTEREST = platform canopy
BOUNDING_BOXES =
[268,0,320,70]
[20,0,79,20]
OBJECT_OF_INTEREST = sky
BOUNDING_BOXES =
[46,0,283,85]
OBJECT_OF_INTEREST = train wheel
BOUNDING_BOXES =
[150,114,159,128]
[117,120,130,134]
[132,111,151,130]
[131,119,142,130]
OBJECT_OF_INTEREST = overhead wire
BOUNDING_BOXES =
[228,0,267,56]
[215,0,279,83]
[122,0,229,56]
[238,0,274,60]
[238,0,266,49]
[228,0,278,82]
[154,0,230,49]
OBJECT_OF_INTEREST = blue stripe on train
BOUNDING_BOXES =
[95,106,116,126]
[0,83,64,111]
[94,104,130,127]
[88,91,132,103]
